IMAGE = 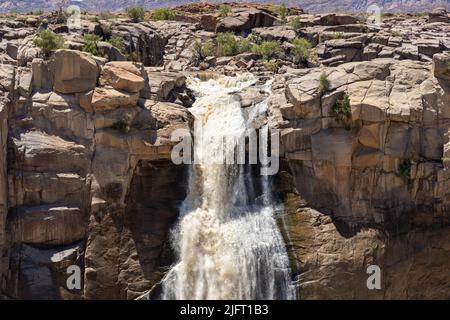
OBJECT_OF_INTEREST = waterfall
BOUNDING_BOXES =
[161,74,297,300]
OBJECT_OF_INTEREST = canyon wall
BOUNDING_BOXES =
[271,56,450,298]
[1,6,450,299]
[0,47,192,299]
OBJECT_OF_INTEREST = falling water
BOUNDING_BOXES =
[161,73,296,300]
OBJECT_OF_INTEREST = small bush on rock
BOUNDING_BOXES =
[319,72,329,94]
[289,16,302,31]
[251,41,283,60]
[34,30,64,57]
[83,34,102,56]
[202,41,215,57]
[332,93,352,129]
[127,6,145,23]
[218,4,231,18]
[275,4,289,24]
[108,35,125,53]
[217,32,240,56]
[398,159,413,185]
[192,40,215,60]
[153,8,176,21]
[291,38,311,63]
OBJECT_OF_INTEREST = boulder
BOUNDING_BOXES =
[53,49,99,94]
[432,52,450,80]
[200,14,218,32]
[91,87,139,112]
[99,62,145,93]
[216,8,275,32]
[142,70,187,101]
[252,26,297,42]
[428,8,449,23]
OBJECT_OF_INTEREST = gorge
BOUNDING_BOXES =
[1,2,450,300]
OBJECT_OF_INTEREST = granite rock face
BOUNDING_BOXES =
[0,38,192,299]
[270,57,450,299]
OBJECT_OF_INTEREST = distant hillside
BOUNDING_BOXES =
[0,0,449,13]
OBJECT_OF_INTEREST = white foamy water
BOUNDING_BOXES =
[161,74,296,300]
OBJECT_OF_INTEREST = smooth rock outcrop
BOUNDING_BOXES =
[53,49,99,94]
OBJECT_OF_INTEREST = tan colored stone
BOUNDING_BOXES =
[100,62,145,93]
[91,87,139,112]
[53,49,99,94]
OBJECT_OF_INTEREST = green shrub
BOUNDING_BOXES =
[34,30,64,57]
[217,32,239,56]
[218,4,231,18]
[332,94,352,129]
[237,38,252,53]
[291,38,311,63]
[192,39,215,59]
[108,36,125,53]
[153,7,176,21]
[289,16,302,31]
[202,41,215,57]
[319,72,329,94]
[251,41,283,60]
[83,34,102,56]
[127,6,145,23]
[111,119,130,132]
[275,4,289,24]
[398,159,413,184]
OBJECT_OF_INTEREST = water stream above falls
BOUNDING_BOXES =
[161,74,297,300]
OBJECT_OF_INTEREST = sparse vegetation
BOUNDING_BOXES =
[332,93,352,129]
[111,119,130,132]
[398,159,413,185]
[127,6,145,23]
[291,38,311,63]
[275,4,289,24]
[218,4,231,18]
[319,72,330,94]
[108,36,125,53]
[192,39,215,60]
[30,9,44,16]
[111,114,133,133]
[237,38,252,54]
[263,60,279,72]
[83,34,102,56]
[332,32,345,39]
[247,32,262,45]
[99,11,115,21]
[216,32,251,57]
[34,30,64,57]
[251,41,283,60]
[100,23,113,39]
[217,32,239,56]
[289,16,302,31]
[153,7,177,21]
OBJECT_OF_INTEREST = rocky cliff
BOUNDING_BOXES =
[1,3,450,299]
